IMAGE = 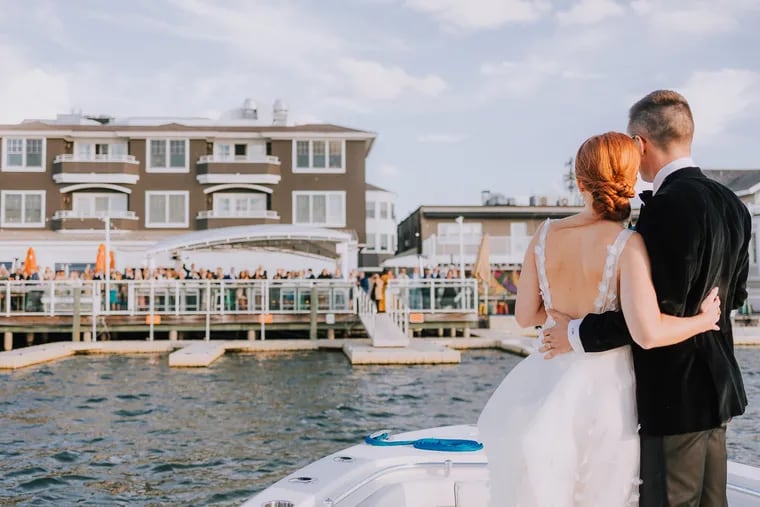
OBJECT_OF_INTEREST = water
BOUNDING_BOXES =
[0,348,758,506]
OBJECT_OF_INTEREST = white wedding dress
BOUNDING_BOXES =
[478,220,640,506]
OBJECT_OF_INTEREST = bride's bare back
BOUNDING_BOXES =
[543,215,627,320]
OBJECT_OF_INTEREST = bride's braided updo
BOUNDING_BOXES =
[575,132,640,222]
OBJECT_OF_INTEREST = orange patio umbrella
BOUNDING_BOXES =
[109,250,116,271]
[95,243,106,274]
[23,247,38,277]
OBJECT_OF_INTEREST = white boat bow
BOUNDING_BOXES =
[242,425,760,507]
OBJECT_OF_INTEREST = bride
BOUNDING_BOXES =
[477,132,721,506]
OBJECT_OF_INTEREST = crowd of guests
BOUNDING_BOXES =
[0,262,471,313]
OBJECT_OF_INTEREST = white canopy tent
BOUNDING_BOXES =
[144,224,359,278]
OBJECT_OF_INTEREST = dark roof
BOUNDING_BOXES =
[703,169,760,192]
[366,182,391,192]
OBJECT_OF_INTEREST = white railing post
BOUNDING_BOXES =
[205,279,211,341]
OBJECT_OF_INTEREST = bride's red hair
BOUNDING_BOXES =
[575,132,639,222]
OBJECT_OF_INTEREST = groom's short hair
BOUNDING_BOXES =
[628,90,694,149]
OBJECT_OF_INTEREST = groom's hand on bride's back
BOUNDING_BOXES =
[541,309,573,359]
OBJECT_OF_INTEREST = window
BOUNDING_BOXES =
[72,193,128,216]
[391,203,395,220]
[74,142,128,160]
[438,222,482,237]
[292,140,345,173]
[366,201,375,219]
[510,222,528,237]
[145,191,189,227]
[380,234,389,251]
[292,191,345,227]
[147,139,188,172]
[2,138,45,171]
[296,141,309,168]
[313,141,326,168]
[366,233,376,250]
[1,190,45,227]
[234,144,247,157]
[212,193,267,217]
[328,140,342,169]
[379,202,388,219]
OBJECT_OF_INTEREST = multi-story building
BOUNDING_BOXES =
[361,183,397,270]
[703,170,760,282]
[395,202,586,269]
[0,101,376,274]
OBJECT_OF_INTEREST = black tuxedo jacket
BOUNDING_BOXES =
[579,167,750,436]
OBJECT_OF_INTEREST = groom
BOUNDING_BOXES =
[542,90,750,506]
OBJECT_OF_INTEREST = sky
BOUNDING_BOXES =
[0,0,759,218]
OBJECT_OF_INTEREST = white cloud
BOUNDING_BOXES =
[631,0,754,35]
[556,0,625,26]
[678,68,760,138]
[478,58,604,99]
[337,58,447,101]
[0,45,71,123]
[403,0,551,31]
[417,133,465,143]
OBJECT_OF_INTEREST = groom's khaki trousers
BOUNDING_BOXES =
[640,426,728,507]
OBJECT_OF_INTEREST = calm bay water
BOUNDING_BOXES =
[1,347,758,506]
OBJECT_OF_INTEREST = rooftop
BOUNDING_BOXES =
[703,169,760,193]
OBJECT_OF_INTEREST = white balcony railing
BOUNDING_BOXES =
[52,210,138,220]
[54,154,138,164]
[196,210,279,220]
[197,154,280,164]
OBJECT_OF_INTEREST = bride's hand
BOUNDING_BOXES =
[699,287,721,331]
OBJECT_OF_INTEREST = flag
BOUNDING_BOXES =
[473,235,507,297]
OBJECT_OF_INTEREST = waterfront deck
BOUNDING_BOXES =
[0,279,480,348]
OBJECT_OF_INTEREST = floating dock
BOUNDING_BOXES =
[168,342,226,367]
[343,339,461,365]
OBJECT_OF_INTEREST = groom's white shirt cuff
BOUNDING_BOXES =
[568,318,585,353]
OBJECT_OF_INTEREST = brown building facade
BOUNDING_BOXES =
[0,111,376,271]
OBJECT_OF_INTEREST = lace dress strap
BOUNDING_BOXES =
[534,219,553,310]
[594,228,635,313]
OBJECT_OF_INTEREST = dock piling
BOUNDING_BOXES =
[309,286,318,340]
[3,332,11,351]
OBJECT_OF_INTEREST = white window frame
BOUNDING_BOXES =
[145,191,189,228]
[1,137,46,172]
[291,139,345,174]
[1,190,46,227]
[380,233,389,251]
[145,139,189,173]
[72,192,128,216]
[366,200,376,219]
[365,233,376,251]
[212,192,267,217]
[292,191,346,227]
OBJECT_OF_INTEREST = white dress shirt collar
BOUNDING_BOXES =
[652,157,696,194]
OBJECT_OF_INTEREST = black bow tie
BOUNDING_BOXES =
[639,190,653,204]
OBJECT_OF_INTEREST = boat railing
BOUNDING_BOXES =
[0,279,357,317]
[387,279,479,314]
